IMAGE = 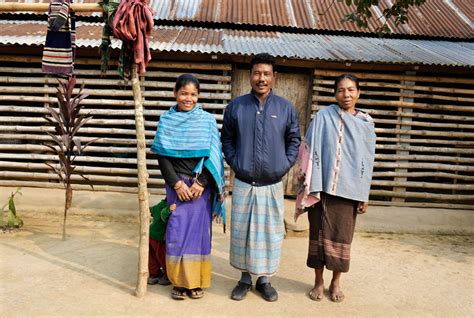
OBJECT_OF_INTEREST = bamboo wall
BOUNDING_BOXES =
[0,53,473,209]
[312,70,474,209]
[0,55,231,195]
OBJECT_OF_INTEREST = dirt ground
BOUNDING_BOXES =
[1,188,473,317]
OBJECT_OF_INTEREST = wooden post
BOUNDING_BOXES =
[131,64,150,297]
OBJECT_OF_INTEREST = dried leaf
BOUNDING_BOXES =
[73,139,82,155]
[78,173,94,190]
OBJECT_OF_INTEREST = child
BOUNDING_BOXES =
[148,199,175,285]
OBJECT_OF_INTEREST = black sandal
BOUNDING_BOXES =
[186,288,204,299]
[171,287,186,300]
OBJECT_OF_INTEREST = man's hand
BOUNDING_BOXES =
[357,202,369,214]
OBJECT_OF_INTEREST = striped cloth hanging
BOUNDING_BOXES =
[42,0,76,76]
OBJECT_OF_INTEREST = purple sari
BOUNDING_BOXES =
[165,176,212,289]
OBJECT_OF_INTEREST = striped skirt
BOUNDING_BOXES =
[307,192,358,273]
[165,177,212,289]
[230,178,285,275]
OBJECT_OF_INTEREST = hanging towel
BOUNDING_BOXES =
[112,0,154,79]
[99,0,121,74]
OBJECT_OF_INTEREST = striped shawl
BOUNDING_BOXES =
[305,104,376,203]
[151,104,226,225]
[42,0,76,76]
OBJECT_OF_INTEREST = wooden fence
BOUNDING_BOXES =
[0,55,231,195]
[312,70,474,209]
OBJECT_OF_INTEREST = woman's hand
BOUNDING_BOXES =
[189,182,204,200]
[174,180,193,202]
[357,202,369,214]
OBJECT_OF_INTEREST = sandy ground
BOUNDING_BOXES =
[1,188,474,317]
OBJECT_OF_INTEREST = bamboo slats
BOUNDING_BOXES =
[312,70,474,208]
[0,55,232,195]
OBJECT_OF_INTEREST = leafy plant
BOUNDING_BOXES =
[43,75,95,240]
[339,0,426,34]
[1,188,24,230]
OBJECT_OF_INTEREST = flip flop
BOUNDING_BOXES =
[186,288,204,299]
[171,287,186,300]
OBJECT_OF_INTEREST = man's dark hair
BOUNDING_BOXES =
[250,53,276,72]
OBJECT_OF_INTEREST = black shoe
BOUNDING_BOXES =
[256,282,278,302]
[147,276,160,285]
[231,281,252,301]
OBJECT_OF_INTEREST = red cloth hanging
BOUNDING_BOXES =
[112,0,154,75]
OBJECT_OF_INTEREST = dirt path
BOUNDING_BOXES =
[1,210,473,317]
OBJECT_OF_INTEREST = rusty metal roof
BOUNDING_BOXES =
[0,0,472,39]
[1,20,472,67]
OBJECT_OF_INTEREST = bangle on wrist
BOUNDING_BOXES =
[173,180,183,190]
[195,179,204,187]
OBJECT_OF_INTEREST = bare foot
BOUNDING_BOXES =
[309,279,324,301]
[329,283,345,303]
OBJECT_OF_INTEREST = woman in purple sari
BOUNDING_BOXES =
[151,74,226,300]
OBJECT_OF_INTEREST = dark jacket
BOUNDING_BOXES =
[221,91,301,185]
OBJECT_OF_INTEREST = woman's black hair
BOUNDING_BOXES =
[334,74,360,92]
[250,53,276,72]
[174,73,200,93]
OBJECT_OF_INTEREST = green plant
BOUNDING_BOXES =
[43,75,95,240]
[1,188,23,229]
[339,0,426,34]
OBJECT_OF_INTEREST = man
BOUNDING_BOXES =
[221,53,301,302]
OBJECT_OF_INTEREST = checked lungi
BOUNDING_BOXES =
[230,178,285,276]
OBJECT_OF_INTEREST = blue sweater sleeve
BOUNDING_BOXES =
[221,102,237,169]
[285,105,301,166]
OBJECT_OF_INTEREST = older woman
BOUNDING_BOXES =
[151,74,226,300]
[296,74,376,302]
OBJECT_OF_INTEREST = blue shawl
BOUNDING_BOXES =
[306,104,376,202]
[151,104,226,226]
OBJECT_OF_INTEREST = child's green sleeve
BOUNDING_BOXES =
[160,206,171,223]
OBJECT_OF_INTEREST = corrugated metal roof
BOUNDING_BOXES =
[380,0,473,38]
[1,0,472,39]
[1,20,472,67]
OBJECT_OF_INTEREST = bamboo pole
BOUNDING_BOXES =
[0,180,166,195]
[0,3,102,12]
[371,180,474,190]
[0,171,165,185]
[313,80,474,96]
[373,161,474,172]
[0,160,163,176]
[370,190,474,200]
[313,86,474,102]
[131,64,150,298]
[313,95,474,113]
[372,171,474,181]
[375,154,474,164]
[375,144,474,154]
[314,69,474,85]
[370,200,474,210]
